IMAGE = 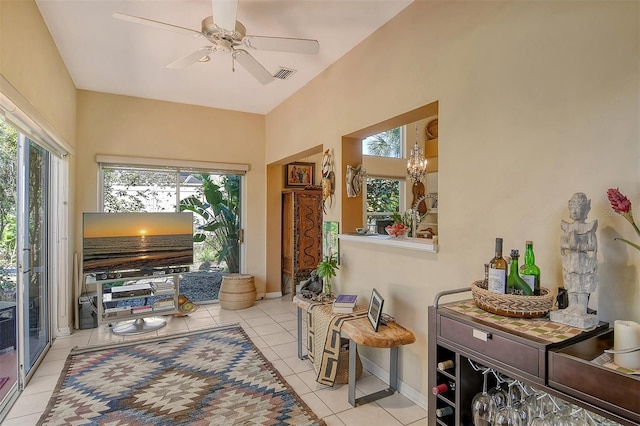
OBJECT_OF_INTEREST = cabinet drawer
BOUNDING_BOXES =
[440,316,540,376]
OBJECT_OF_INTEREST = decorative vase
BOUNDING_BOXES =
[323,278,332,296]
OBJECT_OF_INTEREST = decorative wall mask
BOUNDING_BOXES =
[322,149,335,210]
[346,164,365,198]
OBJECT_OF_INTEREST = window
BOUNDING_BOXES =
[362,127,403,158]
[365,177,401,232]
[100,164,243,303]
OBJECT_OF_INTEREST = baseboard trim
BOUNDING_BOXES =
[57,326,72,337]
[265,291,283,299]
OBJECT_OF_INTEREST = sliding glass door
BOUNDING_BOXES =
[18,136,50,373]
[0,124,53,419]
[0,118,18,414]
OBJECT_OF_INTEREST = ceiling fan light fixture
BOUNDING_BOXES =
[198,55,211,63]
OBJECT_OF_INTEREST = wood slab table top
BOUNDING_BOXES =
[342,317,415,348]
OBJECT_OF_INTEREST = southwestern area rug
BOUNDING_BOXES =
[38,325,325,425]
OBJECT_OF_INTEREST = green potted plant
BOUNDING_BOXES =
[316,254,339,297]
[180,174,240,273]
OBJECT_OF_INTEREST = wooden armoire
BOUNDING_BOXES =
[281,189,323,298]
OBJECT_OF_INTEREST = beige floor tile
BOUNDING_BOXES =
[185,317,218,331]
[375,393,427,425]
[31,359,66,378]
[251,322,287,336]
[21,373,59,396]
[280,372,313,396]
[314,384,355,414]
[336,402,404,426]
[186,309,213,319]
[41,347,71,362]
[280,319,298,331]
[257,303,292,316]
[258,347,280,362]
[282,355,314,374]
[297,370,329,392]
[270,359,294,376]
[2,412,42,425]
[270,341,299,359]
[355,373,389,395]
[299,391,333,419]
[5,391,51,419]
[212,311,242,324]
[269,312,297,323]
[264,331,296,346]
[249,335,268,348]
[322,414,347,426]
[50,333,90,350]
[235,306,268,319]
[87,330,124,346]
[245,315,275,327]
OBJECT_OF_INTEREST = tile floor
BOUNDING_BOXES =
[3,296,426,425]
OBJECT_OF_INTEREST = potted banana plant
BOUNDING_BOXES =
[316,254,339,297]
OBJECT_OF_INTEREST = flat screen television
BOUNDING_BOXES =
[83,212,194,274]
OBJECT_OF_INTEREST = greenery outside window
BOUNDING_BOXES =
[365,177,401,233]
[362,127,403,158]
[100,165,242,303]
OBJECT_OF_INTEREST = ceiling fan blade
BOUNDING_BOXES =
[113,12,202,37]
[167,47,213,69]
[234,50,274,85]
[212,0,238,31]
[243,36,319,55]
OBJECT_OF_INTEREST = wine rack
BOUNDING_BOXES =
[428,289,637,426]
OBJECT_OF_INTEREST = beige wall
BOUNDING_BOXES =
[1,0,77,333]
[76,90,268,295]
[266,1,640,403]
[0,0,76,145]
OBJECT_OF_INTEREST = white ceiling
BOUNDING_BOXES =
[35,0,413,114]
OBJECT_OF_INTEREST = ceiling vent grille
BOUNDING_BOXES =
[273,67,296,80]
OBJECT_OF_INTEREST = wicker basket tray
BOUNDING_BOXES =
[471,280,554,318]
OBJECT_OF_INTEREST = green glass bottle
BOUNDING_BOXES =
[507,249,533,296]
[519,240,541,296]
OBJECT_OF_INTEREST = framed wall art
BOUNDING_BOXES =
[285,162,315,188]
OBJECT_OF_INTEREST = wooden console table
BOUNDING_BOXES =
[292,294,415,407]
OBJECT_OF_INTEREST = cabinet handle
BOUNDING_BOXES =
[473,329,492,341]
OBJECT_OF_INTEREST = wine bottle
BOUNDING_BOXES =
[435,406,454,417]
[432,381,456,395]
[519,240,541,296]
[488,238,507,294]
[437,360,454,371]
[507,249,533,296]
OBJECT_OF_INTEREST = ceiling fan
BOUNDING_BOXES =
[113,0,319,85]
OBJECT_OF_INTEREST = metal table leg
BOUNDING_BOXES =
[348,339,398,407]
[297,306,307,360]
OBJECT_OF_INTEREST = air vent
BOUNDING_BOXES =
[273,67,297,80]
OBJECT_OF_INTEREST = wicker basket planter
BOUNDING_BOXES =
[219,274,256,310]
[471,280,554,318]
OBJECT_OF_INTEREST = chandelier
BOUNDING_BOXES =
[407,124,428,182]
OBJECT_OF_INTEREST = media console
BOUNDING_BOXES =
[85,270,182,335]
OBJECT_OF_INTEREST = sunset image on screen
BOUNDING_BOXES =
[83,212,192,238]
[82,212,194,273]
